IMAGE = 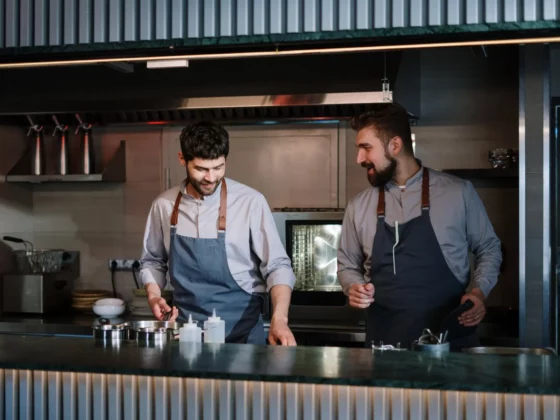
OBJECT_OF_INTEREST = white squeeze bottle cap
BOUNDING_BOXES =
[179,314,202,342]
[203,308,225,343]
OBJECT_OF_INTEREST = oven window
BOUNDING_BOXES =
[287,222,342,291]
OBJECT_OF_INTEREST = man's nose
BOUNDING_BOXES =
[357,150,366,165]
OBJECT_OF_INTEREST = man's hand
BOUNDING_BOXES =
[458,288,486,327]
[268,315,296,346]
[146,283,178,321]
[348,283,375,308]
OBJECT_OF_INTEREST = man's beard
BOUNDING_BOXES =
[187,173,222,196]
[361,156,397,187]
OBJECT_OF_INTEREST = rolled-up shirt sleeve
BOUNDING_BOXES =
[337,200,367,294]
[139,200,168,290]
[463,181,502,297]
[250,195,296,292]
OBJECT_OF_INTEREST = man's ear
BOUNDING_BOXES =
[178,152,186,167]
[388,136,403,157]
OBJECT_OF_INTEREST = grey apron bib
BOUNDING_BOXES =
[366,168,477,350]
[168,179,266,344]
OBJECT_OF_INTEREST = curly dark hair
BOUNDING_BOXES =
[351,103,413,155]
[179,121,229,162]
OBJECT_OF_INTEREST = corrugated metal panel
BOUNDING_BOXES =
[1,369,560,419]
[0,0,558,50]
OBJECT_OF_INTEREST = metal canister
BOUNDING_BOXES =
[92,323,126,343]
[52,116,69,175]
[75,114,95,175]
[412,341,450,355]
[27,116,45,176]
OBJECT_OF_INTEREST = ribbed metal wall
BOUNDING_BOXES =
[0,0,559,49]
[1,369,559,419]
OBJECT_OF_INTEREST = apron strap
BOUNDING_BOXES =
[376,167,430,218]
[170,179,228,231]
[421,167,430,210]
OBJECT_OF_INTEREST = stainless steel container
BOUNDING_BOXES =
[92,324,126,342]
[135,327,175,345]
[412,341,450,354]
[26,117,45,176]
[75,114,95,175]
[53,116,69,175]
[463,347,557,356]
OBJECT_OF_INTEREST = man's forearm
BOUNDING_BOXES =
[145,282,162,300]
[270,285,292,322]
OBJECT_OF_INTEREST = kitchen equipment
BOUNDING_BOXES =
[412,328,450,354]
[463,347,557,356]
[52,115,69,175]
[72,289,112,313]
[26,115,45,175]
[75,113,95,174]
[135,327,175,344]
[203,309,225,343]
[179,315,203,342]
[92,323,127,342]
[2,236,67,274]
[2,251,80,314]
[93,303,126,318]
[271,210,365,345]
[129,321,182,344]
[488,148,518,169]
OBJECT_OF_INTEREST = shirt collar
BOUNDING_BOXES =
[386,159,424,190]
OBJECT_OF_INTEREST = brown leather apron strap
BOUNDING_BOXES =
[421,167,430,210]
[376,167,430,218]
[377,187,386,218]
[218,178,227,231]
[170,190,183,227]
[170,179,228,231]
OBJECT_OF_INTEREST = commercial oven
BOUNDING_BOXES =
[271,209,366,345]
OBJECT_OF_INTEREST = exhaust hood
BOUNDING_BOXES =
[0,91,396,126]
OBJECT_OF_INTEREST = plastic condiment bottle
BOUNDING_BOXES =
[179,314,202,342]
[203,309,225,343]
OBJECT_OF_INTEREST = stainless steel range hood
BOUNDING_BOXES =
[0,91,395,126]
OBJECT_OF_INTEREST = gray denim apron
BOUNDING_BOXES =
[168,179,266,344]
[366,168,477,350]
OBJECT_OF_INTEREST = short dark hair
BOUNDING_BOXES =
[179,121,229,162]
[351,103,413,155]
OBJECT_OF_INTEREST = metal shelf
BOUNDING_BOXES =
[4,140,126,184]
[442,168,518,179]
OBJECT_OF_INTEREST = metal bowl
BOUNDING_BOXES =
[135,327,175,344]
[92,324,127,342]
[462,347,557,356]
[125,320,182,340]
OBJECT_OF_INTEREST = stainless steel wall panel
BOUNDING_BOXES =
[171,0,186,39]
[2,369,560,419]
[1,0,560,50]
[78,0,92,44]
[34,0,48,46]
[19,0,32,47]
[156,0,170,39]
[287,0,303,33]
[253,0,269,35]
[93,0,107,43]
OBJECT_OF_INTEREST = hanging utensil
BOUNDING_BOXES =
[26,115,45,176]
[75,114,95,175]
[52,115,69,175]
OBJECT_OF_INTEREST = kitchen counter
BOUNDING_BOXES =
[0,335,557,419]
[0,334,557,395]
